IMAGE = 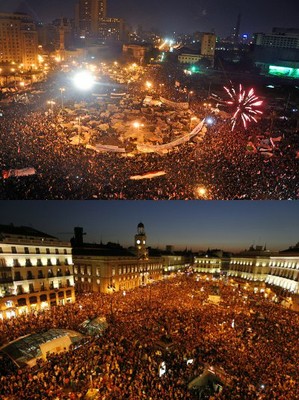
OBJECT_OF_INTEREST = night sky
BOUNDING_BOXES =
[0,201,298,252]
[1,0,299,37]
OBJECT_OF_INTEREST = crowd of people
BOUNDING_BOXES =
[0,63,298,200]
[0,274,298,399]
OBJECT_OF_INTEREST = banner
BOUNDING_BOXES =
[137,119,205,154]
[2,168,36,179]
[86,144,126,153]
[130,171,166,180]
[160,96,189,110]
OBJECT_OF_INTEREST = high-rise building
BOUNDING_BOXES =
[0,225,75,320]
[0,12,38,69]
[200,33,216,65]
[75,0,107,37]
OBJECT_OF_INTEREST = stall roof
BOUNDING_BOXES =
[0,329,82,367]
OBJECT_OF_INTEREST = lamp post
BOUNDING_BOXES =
[188,90,194,104]
[108,279,116,320]
[77,116,81,144]
[47,100,56,114]
[59,87,65,108]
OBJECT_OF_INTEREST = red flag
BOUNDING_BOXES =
[2,170,10,179]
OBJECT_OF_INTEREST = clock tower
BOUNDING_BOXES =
[135,222,147,259]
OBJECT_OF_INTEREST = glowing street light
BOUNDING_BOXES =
[59,87,65,108]
[145,81,153,90]
[195,186,208,199]
[47,100,56,113]
[206,116,215,125]
[132,121,144,129]
[73,70,95,91]
[188,90,194,103]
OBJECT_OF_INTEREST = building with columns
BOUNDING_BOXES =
[72,223,163,294]
[0,225,75,320]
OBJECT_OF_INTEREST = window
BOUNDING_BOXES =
[36,248,40,254]
[24,247,29,254]
[25,259,32,267]
[13,259,20,267]
[17,284,24,295]
[46,248,50,254]
[11,246,17,253]
[27,271,33,280]
[14,271,21,280]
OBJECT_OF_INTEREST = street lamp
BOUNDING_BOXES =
[108,281,116,320]
[188,90,194,104]
[47,100,56,113]
[76,116,81,144]
[145,81,153,90]
[59,87,65,108]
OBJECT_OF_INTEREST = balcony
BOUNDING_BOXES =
[0,277,13,284]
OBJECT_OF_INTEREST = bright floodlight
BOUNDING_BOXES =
[73,70,95,90]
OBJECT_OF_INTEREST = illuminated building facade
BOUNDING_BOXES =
[200,33,216,59]
[178,53,201,64]
[0,225,75,320]
[253,28,299,78]
[177,33,216,67]
[72,224,163,293]
[0,12,38,69]
[193,245,299,306]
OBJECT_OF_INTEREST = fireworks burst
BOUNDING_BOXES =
[216,84,263,130]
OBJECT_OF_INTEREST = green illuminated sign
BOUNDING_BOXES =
[269,65,299,79]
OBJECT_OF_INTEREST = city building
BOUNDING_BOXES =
[72,224,163,293]
[0,225,75,320]
[75,0,107,37]
[177,33,216,67]
[253,28,299,78]
[200,33,216,61]
[0,12,38,69]
[193,244,299,309]
[98,18,125,42]
[123,43,153,63]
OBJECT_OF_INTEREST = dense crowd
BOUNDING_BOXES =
[0,275,298,399]
[0,65,298,199]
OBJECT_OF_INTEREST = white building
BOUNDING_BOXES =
[0,225,75,319]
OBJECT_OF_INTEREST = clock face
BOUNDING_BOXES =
[136,239,141,244]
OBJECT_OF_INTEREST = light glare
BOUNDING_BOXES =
[73,70,95,90]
